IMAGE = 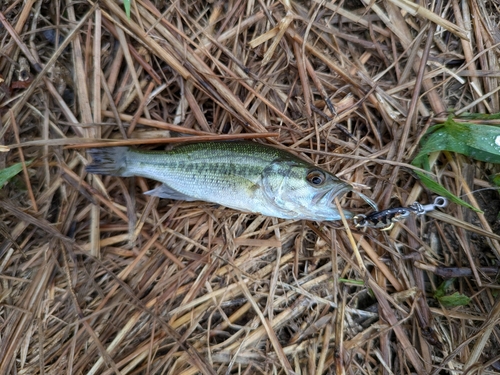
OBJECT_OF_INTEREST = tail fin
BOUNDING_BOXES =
[86,147,129,176]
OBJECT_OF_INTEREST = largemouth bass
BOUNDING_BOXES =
[86,141,353,221]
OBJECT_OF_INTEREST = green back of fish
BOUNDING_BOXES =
[127,141,309,181]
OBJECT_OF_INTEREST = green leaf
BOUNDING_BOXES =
[123,0,131,19]
[0,160,32,189]
[412,116,500,168]
[490,173,500,187]
[455,112,500,120]
[434,279,470,307]
[410,116,500,211]
[412,170,482,212]
[437,293,471,307]
[434,278,454,299]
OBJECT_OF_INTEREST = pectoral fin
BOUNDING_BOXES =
[144,184,197,201]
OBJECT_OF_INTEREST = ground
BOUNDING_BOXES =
[1,1,500,374]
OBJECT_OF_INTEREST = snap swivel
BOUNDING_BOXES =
[353,196,448,231]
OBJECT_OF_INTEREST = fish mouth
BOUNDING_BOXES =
[313,183,353,217]
[326,183,353,204]
[326,187,379,220]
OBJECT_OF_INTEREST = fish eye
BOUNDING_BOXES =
[306,170,326,186]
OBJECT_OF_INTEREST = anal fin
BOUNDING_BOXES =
[144,184,196,201]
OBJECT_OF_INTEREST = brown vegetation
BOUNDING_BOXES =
[1,0,500,374]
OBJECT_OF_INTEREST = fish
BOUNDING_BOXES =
[85,141,353,221]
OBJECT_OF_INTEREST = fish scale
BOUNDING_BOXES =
[86,141,353,221]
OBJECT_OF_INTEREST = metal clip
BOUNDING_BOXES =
[408,196,448,216]
[354,207,413,231]
[354,196,448,231]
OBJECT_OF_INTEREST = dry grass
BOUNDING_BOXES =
[1,0,500,374]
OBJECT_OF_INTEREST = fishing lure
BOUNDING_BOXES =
[353,196,448,230]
